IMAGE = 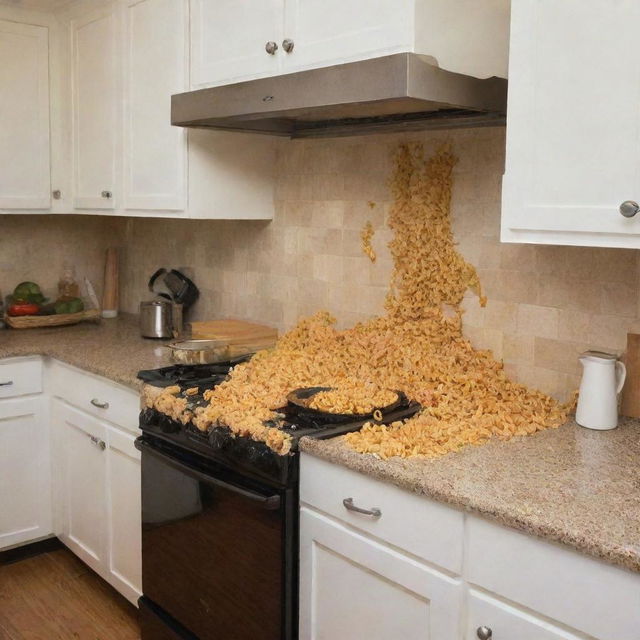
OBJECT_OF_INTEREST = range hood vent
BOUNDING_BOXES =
[171,53,507,139]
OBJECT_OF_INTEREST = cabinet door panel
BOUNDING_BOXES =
[503,0,640,244]
[0,398,50,549]
[124,0,187,211]
[300,507,462,640]
[190,0,283,87]
[72,8,118,209]
[107,426,142,605]
[283,0,412,72]
[54,401,108,574]
[0,20,50,210]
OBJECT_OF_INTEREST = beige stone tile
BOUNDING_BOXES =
[587,314,632,352]
[342,256,372,286]
[534,338,587,375]
[557,309,592,343]
[499,243,536,272]
[503,334,535,365]
[312,254,343,283]
[483,299,518,334]
[516,304,559,339]
[601,282,637,317]
[534,245,567,276]
[310,201,344,228]
[512,364,562,397]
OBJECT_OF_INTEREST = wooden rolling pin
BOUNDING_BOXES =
[101,248,119,319]
[621,333,640,418]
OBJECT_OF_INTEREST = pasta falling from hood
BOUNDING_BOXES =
[174,143,572,458]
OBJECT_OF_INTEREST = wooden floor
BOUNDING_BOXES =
[0,548,140,640]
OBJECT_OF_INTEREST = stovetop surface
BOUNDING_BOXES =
[138,362,420,487]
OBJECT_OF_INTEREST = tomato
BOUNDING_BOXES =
[8,302,40,316]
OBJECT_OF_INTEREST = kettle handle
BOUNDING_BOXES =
[616,360,627,394]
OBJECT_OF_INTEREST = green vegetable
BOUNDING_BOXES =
[13,281,45,304]
[54,297,84,315]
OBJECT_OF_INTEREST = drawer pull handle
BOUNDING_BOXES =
[0,380,14,387]
[90,398,109,409]
[343,497,381,518]
[476,626,492,639]
[88,435,106,451]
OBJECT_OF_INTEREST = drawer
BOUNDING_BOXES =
[49,361,140,433]
[300,453,464,574]
[0,357,43,398]
[467,515,640,640]
[466,589,588,640]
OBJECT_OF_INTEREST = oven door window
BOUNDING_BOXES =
[140,440,284,640]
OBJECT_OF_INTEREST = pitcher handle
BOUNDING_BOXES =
[616,360,627,394]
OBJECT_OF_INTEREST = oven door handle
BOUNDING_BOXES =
[136,437,281,510]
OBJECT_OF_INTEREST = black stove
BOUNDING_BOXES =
[136,362,419,640]
[138,361,420,487]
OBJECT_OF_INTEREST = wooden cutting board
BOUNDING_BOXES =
[190,319,278,350]
[621,333,640,418]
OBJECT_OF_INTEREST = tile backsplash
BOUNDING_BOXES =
[2,127,639,401]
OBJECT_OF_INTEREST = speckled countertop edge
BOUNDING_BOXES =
[300,420,640,574]
[0,314,172,389]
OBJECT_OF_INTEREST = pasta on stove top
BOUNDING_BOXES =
[153,144,571,458]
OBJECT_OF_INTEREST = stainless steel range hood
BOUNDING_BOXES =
[171,53,507,139]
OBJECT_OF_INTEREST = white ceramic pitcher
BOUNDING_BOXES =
[575,351,626,430]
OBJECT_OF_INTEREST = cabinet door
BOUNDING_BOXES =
[466,590,587,640]
[282,0,412,72]
[54,400,108,575]
[72,6,119,210]
[299,507,462,640]
[502,0,640,247]
[0,397,51,549]
[124,0,187,212]
[190,0,284,88]
[0,20,50,210]
[107,426,142,605]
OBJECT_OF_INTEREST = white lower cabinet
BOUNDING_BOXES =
[54,400,109,573]
[51,388,141,605]
[466,590,586,640]
[300,507,462,640]
[300,453,640,640]
[106,426,142,603]
[0,396,51,550]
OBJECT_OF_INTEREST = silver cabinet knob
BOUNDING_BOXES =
[88,435,106,451]
[620,200,639,218]
[91,398,109,409]
[282,38,294,53]
[52,190,62,200]
[101,190,112,199]
[265,41,278,55]
[476,626,492,640]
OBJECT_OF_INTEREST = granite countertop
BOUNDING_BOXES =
[0,314,172,389]
[2,318,639,573]
[300,419,640,573]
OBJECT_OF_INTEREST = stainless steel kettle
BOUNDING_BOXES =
[140,299,183,339]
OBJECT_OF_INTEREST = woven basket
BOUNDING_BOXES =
[5,308,101,329]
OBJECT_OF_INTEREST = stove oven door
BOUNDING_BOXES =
[137,436,292,640]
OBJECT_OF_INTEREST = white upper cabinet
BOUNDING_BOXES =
[72,6,119,210]
[0,20,51,210]
[502,0,640,248]
[124,0,187,212]
[282,0,412,73]
[191,0,510,89]
[191,0,284,87]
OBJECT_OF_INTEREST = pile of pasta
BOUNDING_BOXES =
[157,143,570,458]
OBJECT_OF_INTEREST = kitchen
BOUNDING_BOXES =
[1,1,639,639]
